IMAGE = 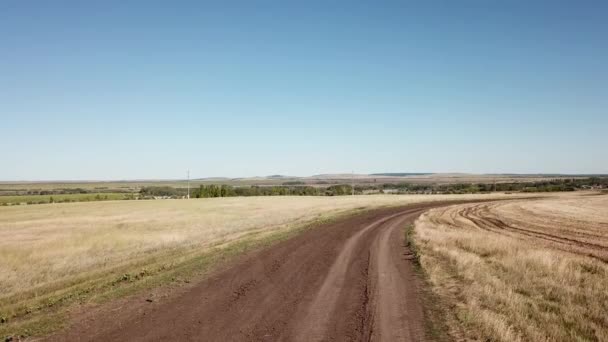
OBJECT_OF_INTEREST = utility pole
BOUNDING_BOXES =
[352,170,355,196]
[187,169,190,199]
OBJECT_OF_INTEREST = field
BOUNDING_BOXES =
[0,193,526,337]
[0,193,132,205]
[414,193,608,341]
[2,191,605,340]
[0,173,591,194]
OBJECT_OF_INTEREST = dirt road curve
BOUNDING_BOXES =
[49,203,448,342]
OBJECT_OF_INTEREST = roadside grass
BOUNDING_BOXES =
[413,195,608,342]
[403,224,451,342]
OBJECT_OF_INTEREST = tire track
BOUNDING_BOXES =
[457,203,608,263]
[294,210,412,342]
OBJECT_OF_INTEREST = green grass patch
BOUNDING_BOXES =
[0,193,132,205]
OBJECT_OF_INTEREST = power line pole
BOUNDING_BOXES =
[352,170,355,196]
[187,169,190,199]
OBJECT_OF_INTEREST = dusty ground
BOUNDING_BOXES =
[44,202,454,342]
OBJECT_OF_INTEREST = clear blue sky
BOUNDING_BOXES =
[1,1,606,180]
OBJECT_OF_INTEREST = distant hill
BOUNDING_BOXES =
[309,174,370,179]
[370,173,434,177]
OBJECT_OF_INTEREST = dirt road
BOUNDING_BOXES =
[48,203,447,342]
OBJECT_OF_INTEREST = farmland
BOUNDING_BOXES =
[1,175,605,207]
[1,191,606,340]
[2,174,604,195]
[413,193,608,341]
[0,174,576,193]
[0,193,133,205]
[0,193,525,337]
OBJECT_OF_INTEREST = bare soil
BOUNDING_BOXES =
[45,203,451,342]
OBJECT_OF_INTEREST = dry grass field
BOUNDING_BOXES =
[414,193,608,341]
[0,193,534,336]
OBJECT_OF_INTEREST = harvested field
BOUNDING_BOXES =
[414,193,608,341]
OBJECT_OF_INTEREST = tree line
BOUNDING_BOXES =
[358,177,608,194]
[137,177,607,199]
[193,184,353,197]
[138,184,356,198]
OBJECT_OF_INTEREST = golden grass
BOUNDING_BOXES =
[414,192,608,342]
[0,195,528,306]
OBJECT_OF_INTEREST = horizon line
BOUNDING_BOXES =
[2,172,608,183]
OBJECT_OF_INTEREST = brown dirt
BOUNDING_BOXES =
[45,202,452,342]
